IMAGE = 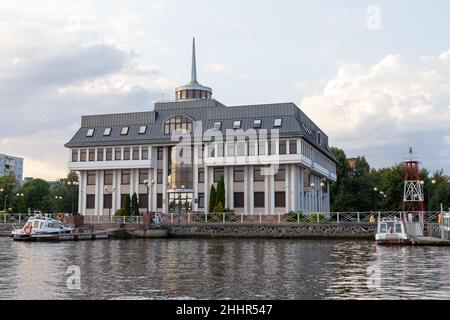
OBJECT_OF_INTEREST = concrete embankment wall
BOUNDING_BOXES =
[164,223,377,240]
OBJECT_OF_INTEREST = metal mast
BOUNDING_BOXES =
[403,148,425,224]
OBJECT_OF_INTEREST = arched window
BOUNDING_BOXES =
[164,116,193,135]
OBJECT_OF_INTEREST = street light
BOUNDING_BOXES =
[67,181,79,214]
[0,188,7,212]
[373,187,378,212]
[427,179,437,211]
[104,187,116,218]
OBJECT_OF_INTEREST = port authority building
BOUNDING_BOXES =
[65,39,337,216]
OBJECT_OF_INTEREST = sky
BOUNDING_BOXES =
[0,0,449,180]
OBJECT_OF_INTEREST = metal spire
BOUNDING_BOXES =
[191,37,198,83]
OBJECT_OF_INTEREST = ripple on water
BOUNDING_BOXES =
[1,238,450,300]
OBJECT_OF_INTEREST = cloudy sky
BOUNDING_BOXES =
[0,0,449,180]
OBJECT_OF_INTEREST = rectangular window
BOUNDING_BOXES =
[106,148,112,161]
[97,148,104,161]
[104,170,113,185]
[274,192,286,208]
[103,128,111,136]
[233,167,244,182]
[88,149,95,161]
[254,192,265,208]
[254,167,265,182]
[214,122,222,130]
[139,126,147,134]
[233,120,241,129]
[248,141,256,156]
[253,119,262,128]
[138,193,148,209]
[121,170,130,185]
[157,169,163,184]
[227,143,235,156]
[71,149,78,162]
[214,168,224,183]
[121,127,129,135]
[121,194,128,208]
[157,193,163,209]
[273,118,282,127]
[132,147,139,160]
[80,149,87,162]
[142,147,148,160]
[198,168,204,183]
[198,193,205,208]
[217,142,224,157]
[233,192,244,208]
[86,129,95,137]
[86,195,95,209]
[115,147,122,161]
[275,167,286,181]
[123,147,130,160]
[289,140,297,154]
[236,142,246,156]
[279,140,287,155]
[139,169,148,184]
[258,140,266,155]
[157,147,164,160]
[87,171,96,185]
[103,194,112,209]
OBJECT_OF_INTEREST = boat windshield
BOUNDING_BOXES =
[33,220,40,229]
[395,223,402,233]
[380,223,387,233]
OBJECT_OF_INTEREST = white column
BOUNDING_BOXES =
[193,145,199,211]
[244,166,249,214]
[162,147,168,213]
[98,170,104,215]
[264,171,270,215]
[112,170,117,214]
[227,167,233,209]
[204,165,209,214]
[116,170,122,210]
[152,147,158,211]
[270,172,275,214]
[290,165,296,211]
[95,171,100,215]
[249,166,254,215]
[79,171,86,215]
[285,165,290,211]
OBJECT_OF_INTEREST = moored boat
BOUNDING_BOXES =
[375,217,411,245]
[12,214,74,241]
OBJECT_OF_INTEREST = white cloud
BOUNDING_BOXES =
[301,50,450,170]
[206,63,232,73]
[444,136,450,145]
[241,74,252,79]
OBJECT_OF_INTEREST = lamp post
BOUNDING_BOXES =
[373,187,378,212]
[428,179,436,211]
[67,181,79,214]
[320,181,325,213]
[143,180,150,215]
[0,188,7,212]
[104,187,115,218]
[16,193,24,213]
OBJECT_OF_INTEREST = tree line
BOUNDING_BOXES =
[330,147,450,212]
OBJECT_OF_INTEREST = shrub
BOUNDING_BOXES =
[114,208,126,217]
[308,213,327,223]
[284,211,306,222]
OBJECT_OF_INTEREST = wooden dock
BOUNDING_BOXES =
[411,236,450,246]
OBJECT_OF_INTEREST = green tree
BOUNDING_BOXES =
[20,179,51,212]
[0,174,19,212]
[123,194,131,216]
[131,193,139,215]
[216,175,225,208]
[209,184,217,213]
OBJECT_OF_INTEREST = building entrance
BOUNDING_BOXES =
[168,192,193,213]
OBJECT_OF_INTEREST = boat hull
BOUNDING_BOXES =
[376,239,412,246]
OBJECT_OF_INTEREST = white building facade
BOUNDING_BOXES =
[65,39,337,216]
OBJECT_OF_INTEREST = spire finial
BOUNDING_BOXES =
[191,37,197,83]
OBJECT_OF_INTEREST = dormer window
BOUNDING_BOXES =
[103,128,111,136]
[273,118,282,127]
[233,120,241,129]
[121,127,129,135]
[164,116,193,135]
[86,129,95,137]
[253,119,262,129]
[317,132,322,144]
[139,126,147,134]
[214,122,222,130]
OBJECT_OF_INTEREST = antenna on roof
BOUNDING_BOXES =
[191,37,197,84]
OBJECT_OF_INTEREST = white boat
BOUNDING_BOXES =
[375,217,411,245]
[12,214,74,241]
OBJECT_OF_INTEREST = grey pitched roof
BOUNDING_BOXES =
[65,99,336,162]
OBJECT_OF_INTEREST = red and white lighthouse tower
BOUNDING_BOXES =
[403,148,425,223]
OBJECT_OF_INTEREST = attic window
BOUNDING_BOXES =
[233,120,241,129]
[86,129,95,137]
[303,123,312,135]
[273,118,282,127]
[253,119,262,128]
[121,127,129,135]
[103,128,111,136]
[139,126,147,134]
[214,122,222,130]
[317,132,322,144]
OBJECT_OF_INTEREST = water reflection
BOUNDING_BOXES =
[1,238,450,300]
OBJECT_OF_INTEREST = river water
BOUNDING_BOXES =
[1,237,450,300]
